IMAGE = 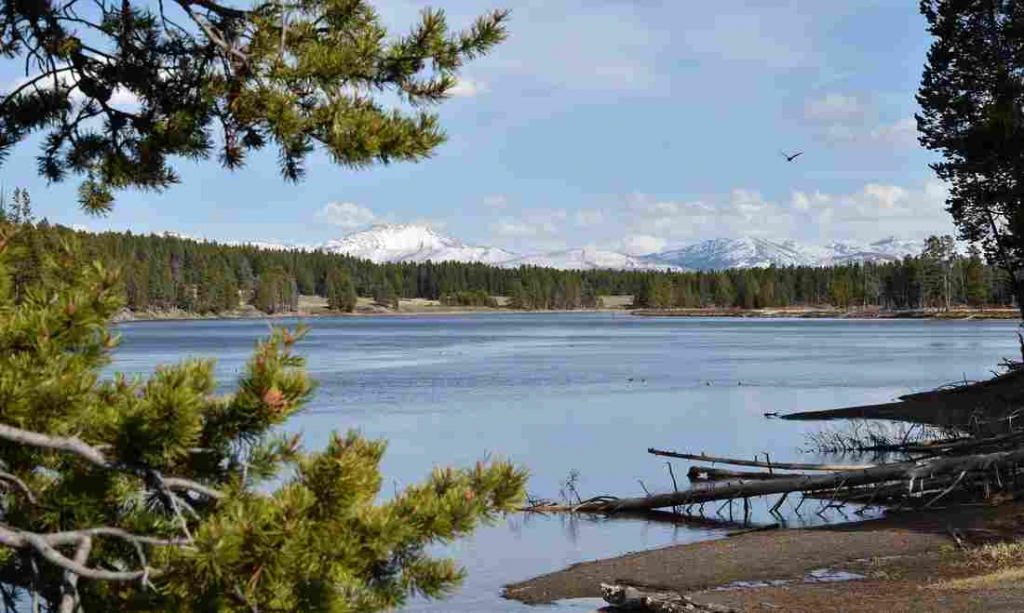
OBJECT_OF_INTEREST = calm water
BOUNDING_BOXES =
[110,313,1021,611]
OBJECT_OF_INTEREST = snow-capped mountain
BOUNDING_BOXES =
[823,237,922,265]
[642,236,924,271]
[196,223,926,272]
[501,249,668,271]
[321,223,517,264]
[643,237,824,270]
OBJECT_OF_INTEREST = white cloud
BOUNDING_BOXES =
[575,208,606,227]
[409,217,447,231]
[492,219,540,238]
[476,2,664,94]
[611,180,952,246]
[791,190,831,212]
[9,73,139,109]
[682,11,813,69]
[490,209,564,239]
[318,202,376,229]
[805,93,865,122]
[450,77,489,98]
[483,194,509,210]
[864,118,918,148]
[804,91,918,150]
[618,234,667,255]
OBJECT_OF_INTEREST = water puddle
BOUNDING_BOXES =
[714,567,865,591]
[804,568,866,583]
[547,597,610,610]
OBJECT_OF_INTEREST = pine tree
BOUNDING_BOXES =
[0,232,526,611]
[965,245,989,309]
[0,1,509,212]
[917,1,1024,318]
[326,268,359,312]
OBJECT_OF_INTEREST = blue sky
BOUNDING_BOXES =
[2,0,956,255]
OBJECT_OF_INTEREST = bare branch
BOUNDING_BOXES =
[0,470,38,505]
[0,423,108,468]
[163,476,226,500]
[58,536,91,613]
[1,67,78,110]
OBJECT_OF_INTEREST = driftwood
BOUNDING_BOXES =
[600,583,738,612]
[781,367,1024,432]
[650,448,873,472]
[567,447,1024,514]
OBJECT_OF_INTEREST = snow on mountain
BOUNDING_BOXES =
[501,248,668,271]
[822,237,922,264]
[208,223,927,272]
[230,240,306,252]
[642,237,824,271]
[321,223,517,264]
[641,236,927,271]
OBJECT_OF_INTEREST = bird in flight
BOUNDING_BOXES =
[780,150,804,162]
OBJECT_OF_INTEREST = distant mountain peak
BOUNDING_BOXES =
[322,223,515,265]
[225,224,924,272]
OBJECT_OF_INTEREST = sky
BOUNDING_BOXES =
[1,0,957,255]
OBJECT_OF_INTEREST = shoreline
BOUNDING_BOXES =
[110,306,631,324]
[503,503,1024,612]
[112,305,1021,324]
[632,307,1021,320]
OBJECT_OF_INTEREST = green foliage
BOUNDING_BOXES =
[0,0,510,210]
[253,266,298,314]
[5,221,1023,315]
[372,278,397,308]
[440,289,498,307]
[325,267,358,312]
[917,1,1024,313]
[0,233,528,611]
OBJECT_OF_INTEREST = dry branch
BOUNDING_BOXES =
[649,448,874,471]
[600,583,738,612]
[575,447,1024,513]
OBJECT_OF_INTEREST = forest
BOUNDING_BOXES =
[1,198,1013,315]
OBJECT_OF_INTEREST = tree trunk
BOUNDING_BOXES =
[577,447,1024,513]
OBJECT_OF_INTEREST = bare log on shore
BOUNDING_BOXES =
[649,448,874,472]
[571,447,1024,513]
[600,583,738,612]
[780,367,1024,432]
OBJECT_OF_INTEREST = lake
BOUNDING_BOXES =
[110,313,1021,611]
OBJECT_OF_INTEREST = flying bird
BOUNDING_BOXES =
[780,150,804,162]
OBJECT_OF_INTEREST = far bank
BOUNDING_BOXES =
[113,295,1020,323]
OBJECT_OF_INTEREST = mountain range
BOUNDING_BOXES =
[232,224,924,272]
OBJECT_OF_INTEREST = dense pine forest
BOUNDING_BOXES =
[1,197,1015,315]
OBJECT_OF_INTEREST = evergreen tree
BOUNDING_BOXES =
[917,0,1024,317]
[254,267,297,314]
[965,245,989,308]
[0,1,509,212]
[713,275,735,307]
[373,279,397,308]
[325,268,358,312]
[0,233,526,611]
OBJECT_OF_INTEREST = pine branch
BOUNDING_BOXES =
[0,422,226,501]
[0,525,180,582]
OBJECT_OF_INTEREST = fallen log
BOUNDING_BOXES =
[575,447,1024,513]
[650,448,874,472]
[518,503,753,529]
[687,466,802,481]
[780,367,1024,431]
[600,583,737,612]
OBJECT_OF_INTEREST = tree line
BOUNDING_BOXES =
[1,215,1014,314]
